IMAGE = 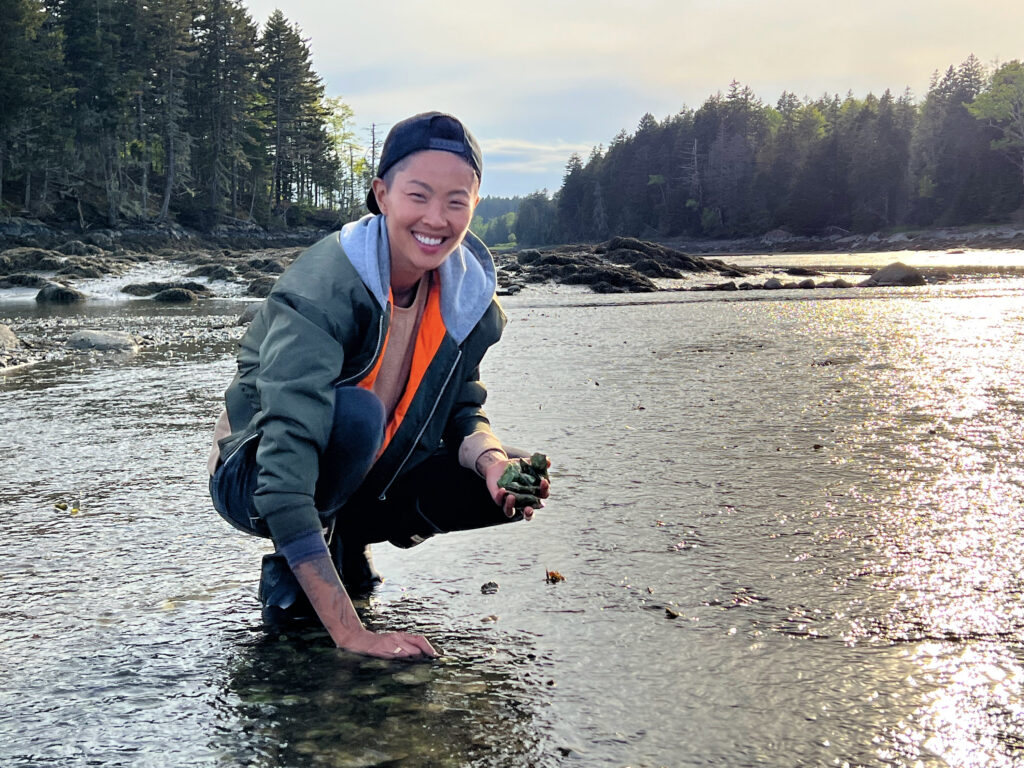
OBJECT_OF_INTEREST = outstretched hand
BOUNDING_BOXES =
[341,628,438,660]
[483,457,550,520]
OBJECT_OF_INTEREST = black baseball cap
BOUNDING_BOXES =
[366,111,482,214]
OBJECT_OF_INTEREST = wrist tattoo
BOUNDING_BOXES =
[476,449,508,476]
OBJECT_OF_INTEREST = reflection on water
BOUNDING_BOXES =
[2,269,1024,766]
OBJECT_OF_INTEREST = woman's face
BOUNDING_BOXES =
[371,150,480,287]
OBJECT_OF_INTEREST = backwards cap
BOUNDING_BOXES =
[366,111,482,214]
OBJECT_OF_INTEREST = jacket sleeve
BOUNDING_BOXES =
[443,364,494,453]
[251,291,345,546]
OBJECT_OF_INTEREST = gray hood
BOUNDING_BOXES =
[339,214,498,344]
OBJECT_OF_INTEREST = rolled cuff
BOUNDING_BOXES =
[458,428,506,475]
[254,491,324,547]
[278,529,330,568]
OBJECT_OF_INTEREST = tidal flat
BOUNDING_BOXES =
[2,250,1024,767]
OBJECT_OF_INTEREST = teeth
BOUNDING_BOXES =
[414,233,443,246]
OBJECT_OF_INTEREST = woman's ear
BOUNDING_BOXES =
[371,178,388,215]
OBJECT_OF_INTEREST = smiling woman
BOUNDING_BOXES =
[206,110,551,660]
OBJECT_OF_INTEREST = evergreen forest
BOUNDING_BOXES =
[1,0,365,230]
[2,2,1023,249]
[519,56,1024,246]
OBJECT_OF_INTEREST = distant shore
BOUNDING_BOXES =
[4,215,1024,259]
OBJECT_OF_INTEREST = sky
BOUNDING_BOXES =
[242,0,1024,198]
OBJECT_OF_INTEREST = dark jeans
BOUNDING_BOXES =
[209,386,520,606]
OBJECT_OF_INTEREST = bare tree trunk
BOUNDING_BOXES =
[159,69,176,222]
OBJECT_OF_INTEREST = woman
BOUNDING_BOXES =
[209,112,549,659]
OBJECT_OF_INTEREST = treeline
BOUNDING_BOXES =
[1,0,367,229]
[515,56,1024,246]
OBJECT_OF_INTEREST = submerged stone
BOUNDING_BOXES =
[67,330,139,353]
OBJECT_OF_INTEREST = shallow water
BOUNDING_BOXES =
[2,260,1024,767]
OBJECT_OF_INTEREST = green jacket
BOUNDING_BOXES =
[217,215,506,545]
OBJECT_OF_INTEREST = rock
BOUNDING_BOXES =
[247,276,277,297]
[186,264,234,280]
[697,280,738,291]
[56,264,105,279]
[153,288,198,303]
[83,232,115,250]
[122,280,211,297]
[1,247,66,274]
[481,581,499,594]
[515,249,543,265]
[246,257,286,274]
[763,277,783,289]
[785,267,823,277]
[67,330,139,353]
[817,278,854,289]
[36,283,86,303]
[796,278,816,289]
[0,273,49,288]
[860,261,926,287]
[236,302,262,325]
[0,324,19,350]
[56,240,104,257]
[633,258,683,278]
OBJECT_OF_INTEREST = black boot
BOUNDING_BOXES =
[258,553,318,630]
[330,537,383,599]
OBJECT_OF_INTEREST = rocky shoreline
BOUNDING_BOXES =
[2,216,1023,371]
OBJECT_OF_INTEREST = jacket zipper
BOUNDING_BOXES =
[378,349,462,500]
[225,313,387,465]
[337,312,387,386]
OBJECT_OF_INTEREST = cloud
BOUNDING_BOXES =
[480,137,595,175]
[242,0,1024,195]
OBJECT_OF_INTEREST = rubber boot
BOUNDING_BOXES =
[258,553,318,630]
[330,536,383,599]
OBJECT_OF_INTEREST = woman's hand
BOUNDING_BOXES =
[480,452,550,521]
[340,627,438,660]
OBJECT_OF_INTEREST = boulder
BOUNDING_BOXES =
[515,249,543,265]
[763,278,784,290]
[246,257,286,274]
[56,240,104,257]
[817,278,854,289]
[122,280,211,297]
[153,288,198,303]
[186,264,235,281]
[1,247,66,274]
[859,261,926,287]
[0,273,49,288]
[67,330,139,353]
[247,276,277,297]
[56,264,106,279]
[796,278,816,289]
[0,323,19,350]
[36,283,86,303]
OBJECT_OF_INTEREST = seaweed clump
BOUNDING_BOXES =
[497,452,550,510]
